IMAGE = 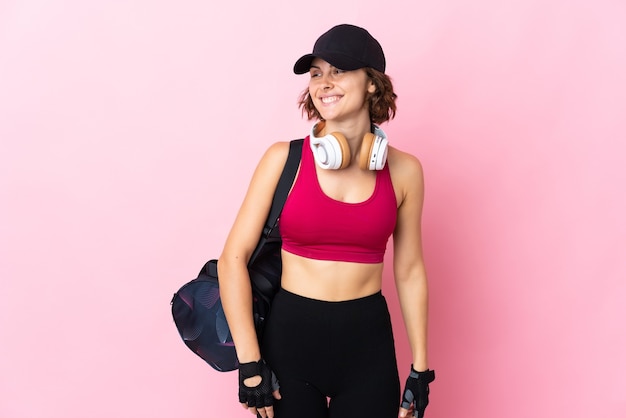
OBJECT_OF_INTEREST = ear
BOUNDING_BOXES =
[367,80,376,94]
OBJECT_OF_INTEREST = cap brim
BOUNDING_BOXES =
[293,54,315,74]
[293,52,367,74]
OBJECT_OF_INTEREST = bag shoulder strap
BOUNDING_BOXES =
[265,139,303,232]
[249,139,303,264]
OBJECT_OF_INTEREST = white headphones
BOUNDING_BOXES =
[309,121,389,170]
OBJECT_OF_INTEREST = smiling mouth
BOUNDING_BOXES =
[320,96,341,104]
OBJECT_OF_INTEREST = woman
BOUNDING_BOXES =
[218,24,435,418]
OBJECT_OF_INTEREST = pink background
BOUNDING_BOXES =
[1,1,625,417]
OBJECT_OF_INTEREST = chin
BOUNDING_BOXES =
[317,112,341,123]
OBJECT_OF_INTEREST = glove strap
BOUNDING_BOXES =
[410,366,436,383]
[239,360,262,381]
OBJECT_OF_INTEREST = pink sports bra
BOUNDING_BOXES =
[279,136,397,263]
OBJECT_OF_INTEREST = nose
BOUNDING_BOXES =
[320,72,333,90]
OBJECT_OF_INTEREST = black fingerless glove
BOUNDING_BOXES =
[238,360,277,409]
[401,366,435,418]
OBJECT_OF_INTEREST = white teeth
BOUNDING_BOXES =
[321,96,340,103]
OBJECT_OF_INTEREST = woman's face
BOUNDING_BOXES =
[308,58,375,124]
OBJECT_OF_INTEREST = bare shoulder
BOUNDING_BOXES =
[387,147,424,212]
[254,141,292,180]
[387,145,424,187]
[261,141,291,167]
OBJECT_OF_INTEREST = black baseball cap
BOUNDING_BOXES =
[293,24,386,74]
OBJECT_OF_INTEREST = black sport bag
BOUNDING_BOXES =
[171,139,302,372]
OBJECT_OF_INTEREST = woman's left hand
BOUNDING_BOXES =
[398,367,435,418]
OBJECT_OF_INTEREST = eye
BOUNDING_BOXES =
[310,71,322,78]
[333,68,345,75]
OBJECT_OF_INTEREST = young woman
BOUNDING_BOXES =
[218,24,435,418]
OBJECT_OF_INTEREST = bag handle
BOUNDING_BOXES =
[249,139,303,265]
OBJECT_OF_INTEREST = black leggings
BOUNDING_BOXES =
[261,288,400,418]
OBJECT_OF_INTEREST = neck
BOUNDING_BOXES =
[323,117,372,145]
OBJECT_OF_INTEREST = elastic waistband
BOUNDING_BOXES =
[271,287,390,329]
[277,287,384,308]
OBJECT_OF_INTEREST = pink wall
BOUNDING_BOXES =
[1,1,624,417]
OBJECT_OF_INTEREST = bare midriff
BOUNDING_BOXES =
[280,250,384,302]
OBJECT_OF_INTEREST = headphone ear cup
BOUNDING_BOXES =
[359,133,376,170]
[330,132,351,169]
[359,133,388,170]
[310,121,351,170]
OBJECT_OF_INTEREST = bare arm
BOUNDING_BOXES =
[217,141,290,363]
[390,149,430,371]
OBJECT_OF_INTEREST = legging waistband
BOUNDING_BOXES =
[277,287,383,304]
